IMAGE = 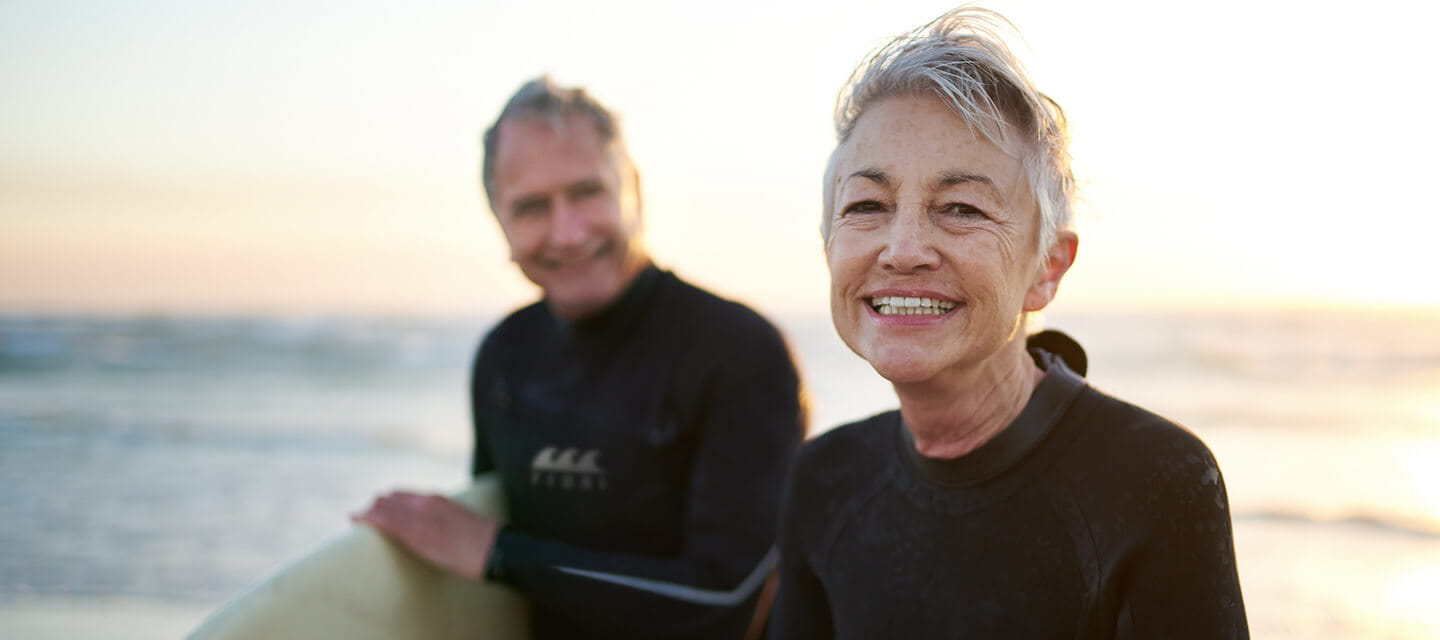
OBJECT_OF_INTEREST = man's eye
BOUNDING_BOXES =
[843,200,886,215]
[512,199,549,217]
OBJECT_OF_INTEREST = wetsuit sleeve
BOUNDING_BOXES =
[768,447,835,639]
[485,328,806,637]
[1113,434,1249,639]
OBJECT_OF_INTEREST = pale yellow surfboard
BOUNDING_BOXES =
[187,473,530,640]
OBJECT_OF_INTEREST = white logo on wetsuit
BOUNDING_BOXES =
[530,446,607,490]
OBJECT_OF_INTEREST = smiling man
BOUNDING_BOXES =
[356,77,806,639]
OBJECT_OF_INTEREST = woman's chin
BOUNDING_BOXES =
[866,356,943,386]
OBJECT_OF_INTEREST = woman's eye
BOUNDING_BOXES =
[942,203,987,218]
[843,200,886,215]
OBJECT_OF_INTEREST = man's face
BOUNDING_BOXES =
[489,114,645,320]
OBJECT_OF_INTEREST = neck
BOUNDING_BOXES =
[895,337,1043,459]
[550,255,653,322]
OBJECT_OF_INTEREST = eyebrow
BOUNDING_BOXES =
[934,170,1004,204]
[846,168,892,187]
[937,171,995,188]
[847,169,997,190]
[566,178,606,195]
[844,168,1007,204]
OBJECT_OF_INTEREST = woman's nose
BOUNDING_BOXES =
[878,209,940,272]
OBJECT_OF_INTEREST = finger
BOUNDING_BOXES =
[355,502,410,536]
[351,507,386,530]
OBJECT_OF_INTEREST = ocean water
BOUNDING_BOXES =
[1,310,1437,638]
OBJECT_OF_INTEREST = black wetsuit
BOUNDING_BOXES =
[472,265,806,639]
[769,332,1248,639]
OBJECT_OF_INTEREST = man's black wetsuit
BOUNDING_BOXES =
[769,332,1248,639]
[472,265,806,639]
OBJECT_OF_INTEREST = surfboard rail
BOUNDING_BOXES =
[187,473,529,640]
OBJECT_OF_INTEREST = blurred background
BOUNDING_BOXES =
[3,0,1438,637]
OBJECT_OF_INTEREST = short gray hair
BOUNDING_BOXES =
[822,7,1074,254]
[480,76,627,208]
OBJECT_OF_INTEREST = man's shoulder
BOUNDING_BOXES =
[648,271,795,369]
[659,270,777,330]
[477,301,550,354]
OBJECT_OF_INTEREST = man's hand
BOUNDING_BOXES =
[352,491,499,580]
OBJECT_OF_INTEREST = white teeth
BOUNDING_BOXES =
[869,296,956,315]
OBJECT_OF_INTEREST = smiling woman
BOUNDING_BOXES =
[823,94,1074,389]
[769,8,1248,639]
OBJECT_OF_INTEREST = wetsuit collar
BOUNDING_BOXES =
[899,334,1087,487]
[546,263,663,338]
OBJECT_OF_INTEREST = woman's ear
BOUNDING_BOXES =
[1024,231,1078,312]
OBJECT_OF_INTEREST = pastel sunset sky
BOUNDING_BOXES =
[4,0,1435,316]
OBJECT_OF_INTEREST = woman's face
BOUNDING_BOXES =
[825,94,1071,385]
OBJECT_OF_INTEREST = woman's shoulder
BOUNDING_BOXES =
[1060,386,1227,506]
[805,410,898,454]
[1071,386,1216,461]
[783,412,902,548]
[791,411,899,486]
